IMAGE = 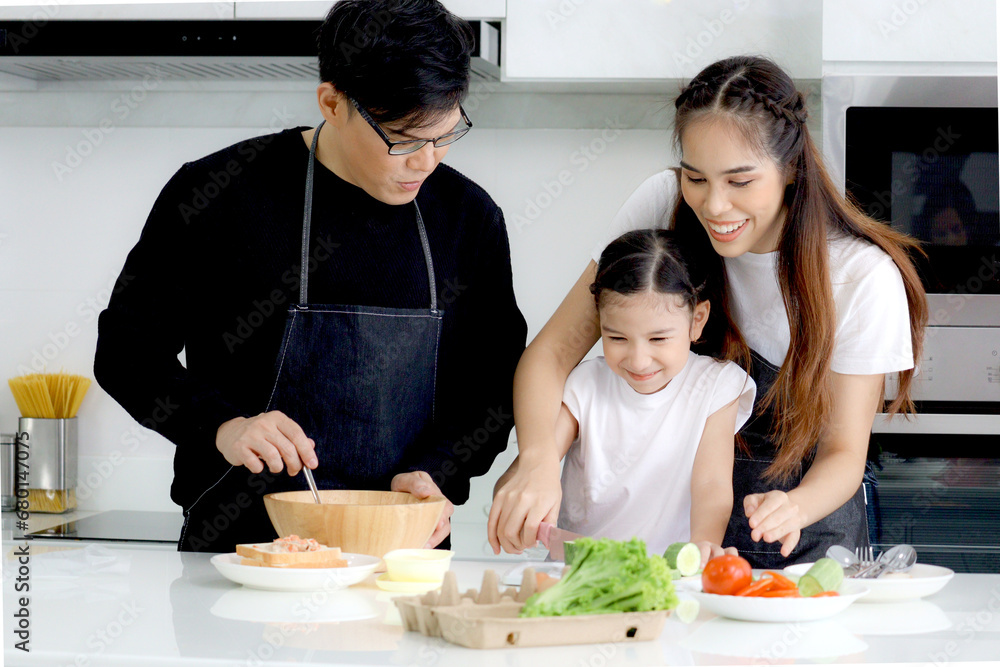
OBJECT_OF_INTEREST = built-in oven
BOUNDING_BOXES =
[824,75,1000,573]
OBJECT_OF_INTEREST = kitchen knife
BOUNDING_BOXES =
[537,521,586,562]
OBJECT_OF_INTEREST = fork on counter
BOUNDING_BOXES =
[853,546,878,578]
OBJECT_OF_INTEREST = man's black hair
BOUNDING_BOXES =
[317,0,475,129]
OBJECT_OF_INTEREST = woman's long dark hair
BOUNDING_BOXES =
[673,55,928,481]
[591,229,728,358]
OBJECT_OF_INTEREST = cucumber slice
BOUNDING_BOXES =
[663,542,701,577]
[675,598,700,624]
[797,557,845,597]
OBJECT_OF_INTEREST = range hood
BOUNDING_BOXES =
[0,19,499,82]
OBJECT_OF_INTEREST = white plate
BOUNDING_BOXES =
[687,580,869,622]
[211,552,380,592]
[784,562,954,603]
[500,561,565,586]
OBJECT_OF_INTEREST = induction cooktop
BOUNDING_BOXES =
[26,510,183,544]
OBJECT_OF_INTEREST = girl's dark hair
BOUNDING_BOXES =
[317,0,474,128]
[591,229,727,357]
[672,55,928,481]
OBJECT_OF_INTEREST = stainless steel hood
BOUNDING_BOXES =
[0,18,499,82]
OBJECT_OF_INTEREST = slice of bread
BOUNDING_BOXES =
[236,535,346,567]
[239,556,348,569]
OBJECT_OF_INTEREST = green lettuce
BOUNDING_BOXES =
[519,537,679,617]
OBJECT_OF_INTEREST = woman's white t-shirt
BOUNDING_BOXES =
[592,170,914,374]
[558,353,756,555]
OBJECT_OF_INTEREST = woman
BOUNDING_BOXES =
[488,55,927,568]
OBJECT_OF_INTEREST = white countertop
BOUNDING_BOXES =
[3,539,999,666]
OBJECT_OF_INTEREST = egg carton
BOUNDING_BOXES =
[394,568,669,649]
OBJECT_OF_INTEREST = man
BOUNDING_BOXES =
[94,0,526,552]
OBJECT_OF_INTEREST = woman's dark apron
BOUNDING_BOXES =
[723,350,871,568]
[178,121,443,552]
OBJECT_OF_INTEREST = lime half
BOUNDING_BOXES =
[663,542,701,577]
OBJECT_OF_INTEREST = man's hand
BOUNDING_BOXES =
[744,490,804,557]
[216,411,317,476]
[391,471,454,548]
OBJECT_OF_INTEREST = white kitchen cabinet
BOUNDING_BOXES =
[823,0,997,64]
[504,0,822,81]
[0,2,235,20]
[0,1,505,21]
[234,0,505,19]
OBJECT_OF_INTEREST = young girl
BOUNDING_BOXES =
[489,56,927,568]
[494,229,755,562]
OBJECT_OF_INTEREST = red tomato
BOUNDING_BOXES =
[701,555,753,595]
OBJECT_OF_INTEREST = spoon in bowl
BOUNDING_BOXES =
[302,466,322,504]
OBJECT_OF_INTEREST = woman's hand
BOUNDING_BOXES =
[744,490,804,557]
[693,541,738,569]
[216,411,317,476]
[391,472,454,548]
[487,453,563,555]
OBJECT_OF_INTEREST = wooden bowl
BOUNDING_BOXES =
[263,490,446,558]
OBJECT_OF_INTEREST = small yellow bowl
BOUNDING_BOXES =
[382,548,454,583]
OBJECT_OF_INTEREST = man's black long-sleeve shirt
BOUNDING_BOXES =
[95,127,526,512]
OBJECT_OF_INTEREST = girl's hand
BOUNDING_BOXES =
[487,453,562,555]
[744,490,803,557]
[693,540,738,569]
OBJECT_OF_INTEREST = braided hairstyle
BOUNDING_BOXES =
[671,56,927,482]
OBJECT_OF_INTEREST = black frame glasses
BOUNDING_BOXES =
[348,97,472,155]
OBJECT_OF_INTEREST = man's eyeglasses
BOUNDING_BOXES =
[348,97,472,155]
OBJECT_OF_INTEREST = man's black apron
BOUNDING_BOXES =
[178,121,443,552]
[723,350,871,568]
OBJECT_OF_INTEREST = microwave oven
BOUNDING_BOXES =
[824,75,1000,572]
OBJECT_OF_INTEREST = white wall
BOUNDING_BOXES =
[0,100,673,542]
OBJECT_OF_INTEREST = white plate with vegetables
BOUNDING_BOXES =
[784,562,954,603]
[688,580,870,622]
[687,556,869,622]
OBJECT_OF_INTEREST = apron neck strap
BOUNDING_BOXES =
[300,120,323,304]
[300,121,439,311]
